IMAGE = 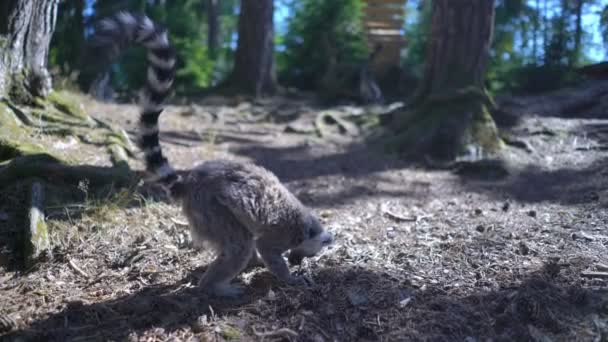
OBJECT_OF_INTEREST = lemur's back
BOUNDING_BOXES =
[182,160,307,237]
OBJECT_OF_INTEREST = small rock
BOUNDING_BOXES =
[475,225,485,233]
[502,202,510,212]
[474,208,483,215]
[527,210,537,218]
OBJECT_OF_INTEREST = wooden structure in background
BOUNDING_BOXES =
[361,0,407,79]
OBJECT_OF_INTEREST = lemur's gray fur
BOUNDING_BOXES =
[89,12,333,297]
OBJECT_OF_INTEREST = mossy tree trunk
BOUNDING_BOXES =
[228,0,277,97]
[387,0,502,161]
[0,0,59,101]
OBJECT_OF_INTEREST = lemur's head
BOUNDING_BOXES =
[288,213,333,266]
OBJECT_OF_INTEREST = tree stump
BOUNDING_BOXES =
[24,181,50,267]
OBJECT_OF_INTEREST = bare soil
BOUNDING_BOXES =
[1,85,608,341]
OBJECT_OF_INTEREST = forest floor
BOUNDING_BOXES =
[2,81,608,341]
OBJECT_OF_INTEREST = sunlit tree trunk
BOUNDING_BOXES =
[228,0,277,97]
[387,0,501,161]
[0,0,59,101]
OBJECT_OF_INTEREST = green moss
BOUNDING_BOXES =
[0,101,23,132]
[46,90,91,122]
[0,137,47,161]
[7,71,32,104]
[219,324,242,340]
[24,181,50,268]
[33,218,49,249]
[468,103,504,154]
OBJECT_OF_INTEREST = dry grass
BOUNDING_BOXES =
[2,91,608,341]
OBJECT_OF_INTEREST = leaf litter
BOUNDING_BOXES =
[1,91,608,341]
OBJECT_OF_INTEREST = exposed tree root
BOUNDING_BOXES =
[0,153,134,188]
[314,111,359,137]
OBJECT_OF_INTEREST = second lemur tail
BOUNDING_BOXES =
[90,12,182,195]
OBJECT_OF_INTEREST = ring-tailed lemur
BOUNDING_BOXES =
[90,12,333,297]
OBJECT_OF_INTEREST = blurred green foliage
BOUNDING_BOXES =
[277,0,369,90]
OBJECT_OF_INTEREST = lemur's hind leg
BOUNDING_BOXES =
[198,234,254,297]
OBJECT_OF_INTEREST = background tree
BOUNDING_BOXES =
[386,0,501,162]
[279,0,368,96]
[207,0,220,58]
[49,0,85,80]
[0,0,59,101]
[572,0,584,66]
[226,0,278,96]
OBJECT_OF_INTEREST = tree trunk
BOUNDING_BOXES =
[54,0,85,72]
[207,0,220,58]
[542,0,549,55]
[572,0,583,67]
[228,0,277,97]
[0,1,10,34]
[532,0,540,64]
[387,0,501,161]
[0,0,59,102]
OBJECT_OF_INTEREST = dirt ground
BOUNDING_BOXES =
[2,83,608,341]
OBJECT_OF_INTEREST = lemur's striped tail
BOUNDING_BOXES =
[91,12,180,191]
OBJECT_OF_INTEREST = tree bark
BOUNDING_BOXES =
[207,0,220,58]
[0,0,59,101]
[228,0,277,97]
[387,0,501,161]
[0,1,10,35]
[532,0,540,63]
[572,0,583,66]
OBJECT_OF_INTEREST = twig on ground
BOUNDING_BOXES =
[170,217,189,227]
[68,258,90,279]
[382,209,417,223]
[252,326,298,340]
[596,263,608,272]
[581,271,608,279]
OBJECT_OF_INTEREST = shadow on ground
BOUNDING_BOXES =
[460,158,608,206]
[459,121,608,206]
[3,264,605,341]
